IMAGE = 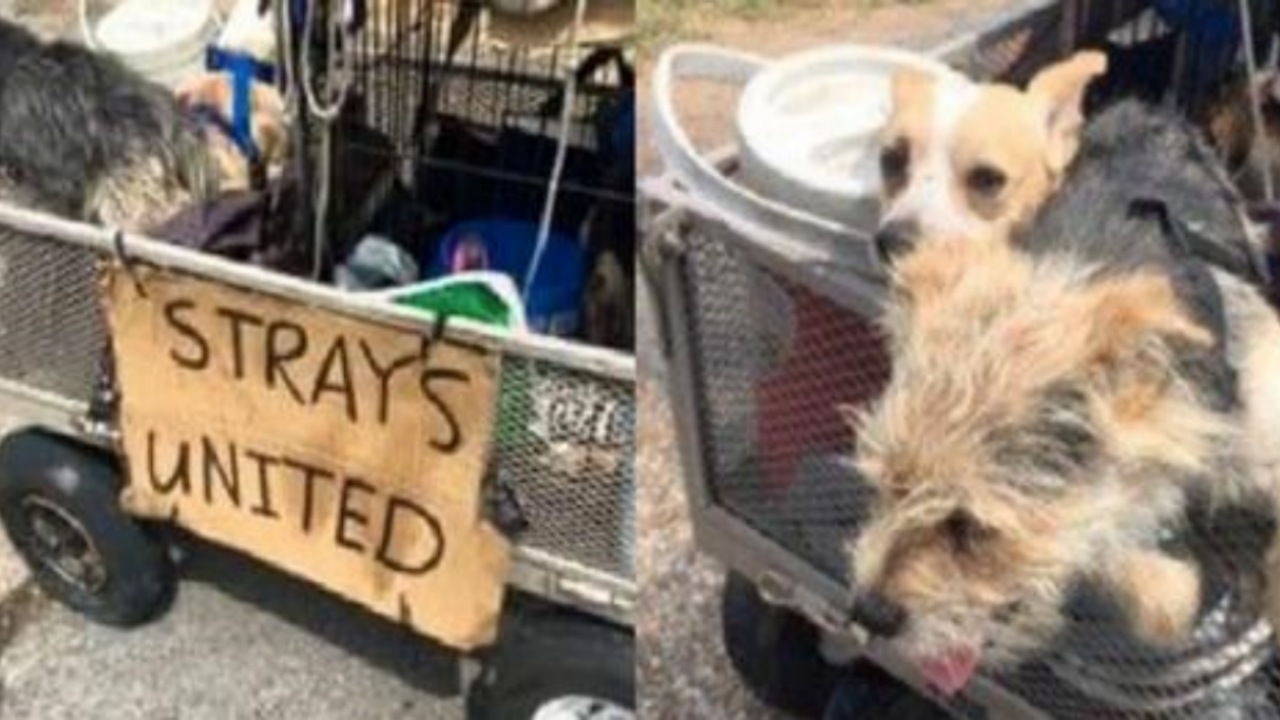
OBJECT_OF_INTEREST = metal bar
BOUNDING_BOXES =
[509,545,635,626]
[0,202,634,382]
[375,56,620,99]
[0,379,91,438]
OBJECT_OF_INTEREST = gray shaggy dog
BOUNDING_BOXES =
[0,18,217,232]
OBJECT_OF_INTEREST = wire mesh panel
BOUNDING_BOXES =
[0,229,106,403]
[495,355,634,579]
[676,222,886,582]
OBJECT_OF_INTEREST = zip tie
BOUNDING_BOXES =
[111,229,148,298]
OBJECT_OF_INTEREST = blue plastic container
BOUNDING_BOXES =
[431,219,586,337]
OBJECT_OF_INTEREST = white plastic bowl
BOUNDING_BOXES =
[735,45,959,230]
[86,0,219,88]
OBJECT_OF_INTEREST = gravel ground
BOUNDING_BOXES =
[636,379,784,719]
[0,540,468,719]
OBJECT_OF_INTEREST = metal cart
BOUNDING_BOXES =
[0,2,635,719]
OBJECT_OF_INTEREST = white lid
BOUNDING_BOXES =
[736,45,958,229]
[95,0,214,56]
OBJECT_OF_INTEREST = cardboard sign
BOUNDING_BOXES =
[102,264,511,650]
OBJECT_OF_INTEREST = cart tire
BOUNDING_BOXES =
[0,431,174,627]
[468,609,635,720]
[721,570,840,719]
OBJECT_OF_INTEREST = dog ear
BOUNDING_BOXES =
[1071,274,1232,472]
[1028,50,1108,173]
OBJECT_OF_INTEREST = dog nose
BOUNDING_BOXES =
[874,221,919,264]
[851,589,907,638]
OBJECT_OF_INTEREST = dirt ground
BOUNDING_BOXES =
[635,1,1024,717]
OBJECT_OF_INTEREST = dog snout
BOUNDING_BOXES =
[874,220,920,264]
[851,589,907,638]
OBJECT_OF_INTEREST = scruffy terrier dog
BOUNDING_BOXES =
[0,18,286,233]
[850,61,1280,697]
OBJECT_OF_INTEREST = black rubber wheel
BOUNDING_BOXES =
[0,431,174,627]
[468,608,635,720]
[722,570,841,719]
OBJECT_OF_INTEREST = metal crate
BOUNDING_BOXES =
[295,0,636,350]
[645,0,1280,716]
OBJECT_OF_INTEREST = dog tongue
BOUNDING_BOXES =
[919,647,980,698]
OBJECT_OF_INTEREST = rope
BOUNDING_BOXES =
[522,0,589,300]
[1240,0,1275,201]
[283,0,351,280]
[299,0,352,122]
[275,0,299,118]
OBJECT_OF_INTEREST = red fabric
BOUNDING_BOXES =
[756,283,891,491]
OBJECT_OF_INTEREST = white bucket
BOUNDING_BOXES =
[82,0,220,89]
[736,45,958,230]
[648,43,959,266]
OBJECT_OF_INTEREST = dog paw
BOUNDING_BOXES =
[1108,550,1201,646]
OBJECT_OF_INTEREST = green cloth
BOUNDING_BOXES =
[384,275,530,449]
[388,277,520,329]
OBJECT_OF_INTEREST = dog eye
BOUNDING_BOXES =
[943,509,991,553]
[880,141,910,183]
[966,164,1007,195]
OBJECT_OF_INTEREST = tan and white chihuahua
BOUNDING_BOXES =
[873,51,1108,260]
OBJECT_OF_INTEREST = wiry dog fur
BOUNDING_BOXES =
[0,19,218,232]
[848,98,1280,696]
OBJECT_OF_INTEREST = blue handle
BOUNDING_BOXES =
[205,47,277,161]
